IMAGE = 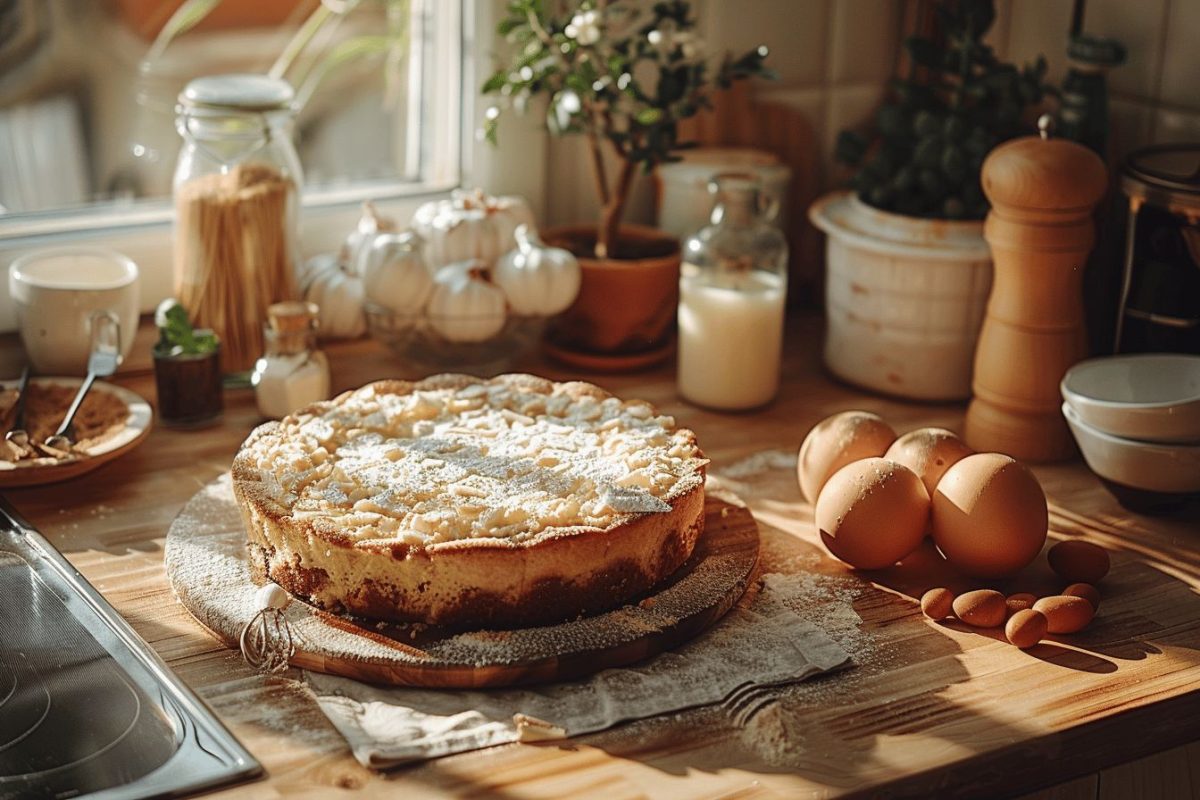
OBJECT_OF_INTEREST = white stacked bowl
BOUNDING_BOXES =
[1061,354,1200,501]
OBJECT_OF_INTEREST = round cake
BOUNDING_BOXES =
[231,374,707,629]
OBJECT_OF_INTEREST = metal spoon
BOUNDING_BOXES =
[5,365,30,451]
[45,311,121,455]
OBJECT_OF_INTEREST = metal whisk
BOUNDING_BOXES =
[239,583,296,673]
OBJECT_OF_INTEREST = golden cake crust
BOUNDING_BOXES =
[231,374,706,628]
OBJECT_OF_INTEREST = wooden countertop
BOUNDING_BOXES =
[6,318,1199,799]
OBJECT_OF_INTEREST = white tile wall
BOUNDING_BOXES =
[537,0,1200,293]
[700,0,833,87]
[1000,0,1200,157]
[1002,0,1075,84]
[829,0,899,84]
[1084,0,1169,99]
[542,0,898,231]
[1159,0,1200,109]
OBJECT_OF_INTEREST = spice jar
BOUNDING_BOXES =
[677,173,788,410]
[252,302,330,419]
[173,74,302,379]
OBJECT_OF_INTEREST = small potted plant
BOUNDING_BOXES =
[483,0,770,368]
[809,0,1049,401]
[152,299,223,427]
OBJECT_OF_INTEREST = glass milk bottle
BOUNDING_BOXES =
[677,174,788,410]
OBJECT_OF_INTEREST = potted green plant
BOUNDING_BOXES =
[483,0,770,368]
[808,0,1050,401]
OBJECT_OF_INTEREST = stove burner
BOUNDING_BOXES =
[0,552,179,798]
[0,652,50,756]
[0,503,259,800]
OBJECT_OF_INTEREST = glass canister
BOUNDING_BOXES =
[677,173,789,410]
[251,301,330,419]
[1114,144,1200,355]
[173,74,303,379]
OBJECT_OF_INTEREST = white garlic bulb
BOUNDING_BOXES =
[298,255,366,339]
[340,201,396,276]
[427,260,508,342]
[411,189,535,269]
[361,231,432,315]
[493,225,581,316]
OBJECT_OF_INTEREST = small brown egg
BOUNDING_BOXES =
[815,458,928,570]
[921,587,956,620]
[1033,595,1095,634]
[798,411,897,503]
[1006,592,1038,615]
[952,589,1007,628]
[931,453,1047,578]
[1062,582,1101,610]
[884,427,974,496]
[1006,609,1048,649]
[1047,541,1110,584]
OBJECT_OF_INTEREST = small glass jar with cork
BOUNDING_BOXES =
[251,301,330,419]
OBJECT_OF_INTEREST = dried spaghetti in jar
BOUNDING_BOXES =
[173,74,302,376]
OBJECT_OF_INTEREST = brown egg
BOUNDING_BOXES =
[798,411,897,503]
[921,587,955,620]
[1006,592,1038,615]
[814,458,928,570]
[884,427,974,496]
[931,453,1047,578]
[1033,595,1095,634]
[1062,582,1101,610]
[952,589,1007,628]
[1047,540,1110,584]
[1006,609,1048,649]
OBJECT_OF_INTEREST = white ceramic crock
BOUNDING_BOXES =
[9,246,140,375]
[808,191,992,401]
[657,148,791,239]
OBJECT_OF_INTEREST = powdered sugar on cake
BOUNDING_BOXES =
[240,377,706,547]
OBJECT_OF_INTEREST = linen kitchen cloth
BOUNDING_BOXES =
[305,572,850,769]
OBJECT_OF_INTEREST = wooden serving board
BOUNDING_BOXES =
[164,475,759,689]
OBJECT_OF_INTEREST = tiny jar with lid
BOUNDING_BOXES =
[173,74,303,380]
[251,301,331,419]
[677,173,789,410]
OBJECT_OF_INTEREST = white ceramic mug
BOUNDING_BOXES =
[9,246,140,376]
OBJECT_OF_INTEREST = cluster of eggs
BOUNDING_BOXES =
[798,410,1114,651]
[923,540,1110,649]
[799,411,1047,576]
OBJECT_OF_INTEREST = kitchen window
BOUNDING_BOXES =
[0,0,475,329]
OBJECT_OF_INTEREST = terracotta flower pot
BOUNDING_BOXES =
[542,224,681,368]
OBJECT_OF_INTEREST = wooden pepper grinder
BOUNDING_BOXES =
[965,115,1108,462]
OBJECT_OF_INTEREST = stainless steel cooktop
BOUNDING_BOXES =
[0,499,262,799]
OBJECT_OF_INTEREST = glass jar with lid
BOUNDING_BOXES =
[677,173,789,410]
[173,74,303,379]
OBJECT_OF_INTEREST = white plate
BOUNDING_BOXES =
[0,377,153,487]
